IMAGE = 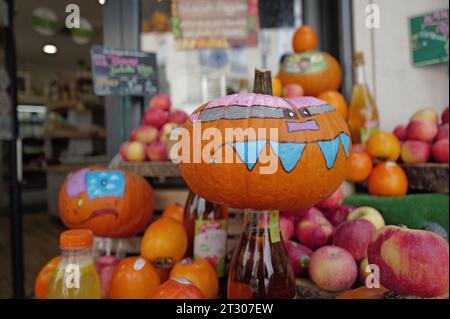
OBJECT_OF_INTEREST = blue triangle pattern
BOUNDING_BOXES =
[233,141,267,170]
[339,133,351,158]
[269,141,306,173]
[318,137,341,169]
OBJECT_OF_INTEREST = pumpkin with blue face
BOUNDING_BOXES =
[59,167,154,238]
[178,81,351,210]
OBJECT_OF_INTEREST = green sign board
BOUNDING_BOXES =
[409,9,449,66]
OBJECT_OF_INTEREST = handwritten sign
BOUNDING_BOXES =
[409,9,449,66]
[171,0,259,49]
[90,45,158,96]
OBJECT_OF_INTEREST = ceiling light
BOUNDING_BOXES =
[43,44,57,54]
[98,0,106,5]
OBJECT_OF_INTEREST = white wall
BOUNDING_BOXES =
[353,0,449,131]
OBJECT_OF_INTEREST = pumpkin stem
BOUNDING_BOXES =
[253,68,273,95]
[153,257,174,269]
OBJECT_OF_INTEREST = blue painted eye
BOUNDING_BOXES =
[86,171,125,199]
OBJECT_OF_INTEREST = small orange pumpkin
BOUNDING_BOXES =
[178,70,350,210]
[162,202,184,223]
[109,257,160,299]
[141,217,188,266]
[59,167,154,238]
[34,256,60,299]
[150,278,204,299]
[170,257,219,299]
[278,51,342,97]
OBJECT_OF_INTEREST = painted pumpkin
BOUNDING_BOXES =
[177,70,350,210]
[278,51,342,97]
[59,167,154,238]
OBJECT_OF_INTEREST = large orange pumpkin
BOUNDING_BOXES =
[278,51,342,97]
[150,278,204,299]
[170,257,219,299]
[177,70,350,210]
[34,256,60,299]
[109,257,160,299]
[59,167,154,238]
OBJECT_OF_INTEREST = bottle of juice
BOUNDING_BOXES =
[227,210,296,299]
[183,191,228,290]
[47,229,101,299]
[347,52,380,144]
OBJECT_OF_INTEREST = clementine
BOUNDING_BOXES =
[34,256,60,299]
[368,162,408,196]
[346,151,373,182]
[318,90,349,120]
[170,257,219,299]
[366,132,401,161]
[292,25,318,53]
[109,257,160,299]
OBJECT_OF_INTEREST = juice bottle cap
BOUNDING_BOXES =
[60,229,93,249]
[353,52,365,65]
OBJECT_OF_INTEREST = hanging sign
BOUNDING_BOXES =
[171,0,259,49]
[409,9,449,66]
[32,7,59,36]
[90,45,158,97]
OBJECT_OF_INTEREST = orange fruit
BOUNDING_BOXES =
[292,25,318,53]
[34,256,60,299]
[162,203,184,223]
[141,217,188,265]
[368,162,408,196]
[109,256,160,299]
[272,77,283,97]
[170,257,219,299]
[150,278,204,299]
[346,151,373,182]
[366,132,401,161]
[318,90,349,120]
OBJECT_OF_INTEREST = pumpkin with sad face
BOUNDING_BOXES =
[59,167,154,238]
[177,70,350,211]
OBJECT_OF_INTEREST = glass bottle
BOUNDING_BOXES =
[47,229,101,299]
[347,52,380,144]
[184,191,228,288]
[227,210,296,299]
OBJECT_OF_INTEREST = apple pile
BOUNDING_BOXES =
[394,107,449,164]
[119,94,188,162]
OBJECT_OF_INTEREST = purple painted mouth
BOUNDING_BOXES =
[286,120,320,132]
[90,208,119,220]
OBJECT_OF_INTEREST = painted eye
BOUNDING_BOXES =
[300,108,312,117]
[299,104,334,117]
[282,109,299,119]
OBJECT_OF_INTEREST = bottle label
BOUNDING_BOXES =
[360,120,380,144]
[269,211,281,243]
[194,219,227,277]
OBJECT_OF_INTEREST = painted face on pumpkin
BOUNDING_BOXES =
[281,51,328,75]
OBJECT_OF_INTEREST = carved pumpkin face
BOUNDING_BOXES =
[178,94,350,210]
[278,50,342,96]
[59,167,154,238]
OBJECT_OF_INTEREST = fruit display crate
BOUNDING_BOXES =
[119,161,181,177]
[400,163,449,194]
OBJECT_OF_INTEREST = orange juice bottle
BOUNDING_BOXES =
[47,229,101,299]
[347,52,380,144]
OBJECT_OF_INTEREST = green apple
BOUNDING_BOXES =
[347,206,385,230]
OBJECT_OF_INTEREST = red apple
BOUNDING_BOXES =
[393,125,407,141]
[144,108,169,129]
[410,107,439,124]
[95,255,120,298]
[135,125,158,144]
[295,207,333,249]
[280,208,309,220]
[406,120,438,142]
[442,107,449,124]
[315,186,344,211]
[351,144,365,154]
[327,205,354,226]
[333,219,376,261]
[283,83,304,98]
[169,110,188,125]
[309,246,358,292]
[347,206,385,230]
[280,215,294,241]
[368,225,449,297]
[432,138,449,163]
[125,141,146,162]
[158,122,178,142]
[149,94,171,112]
[400,140,431,164]
[129,130,137,141]
[436,123,449,141]
[119,141,130,161]
[147,140,168,161]
[284,240,312,277]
